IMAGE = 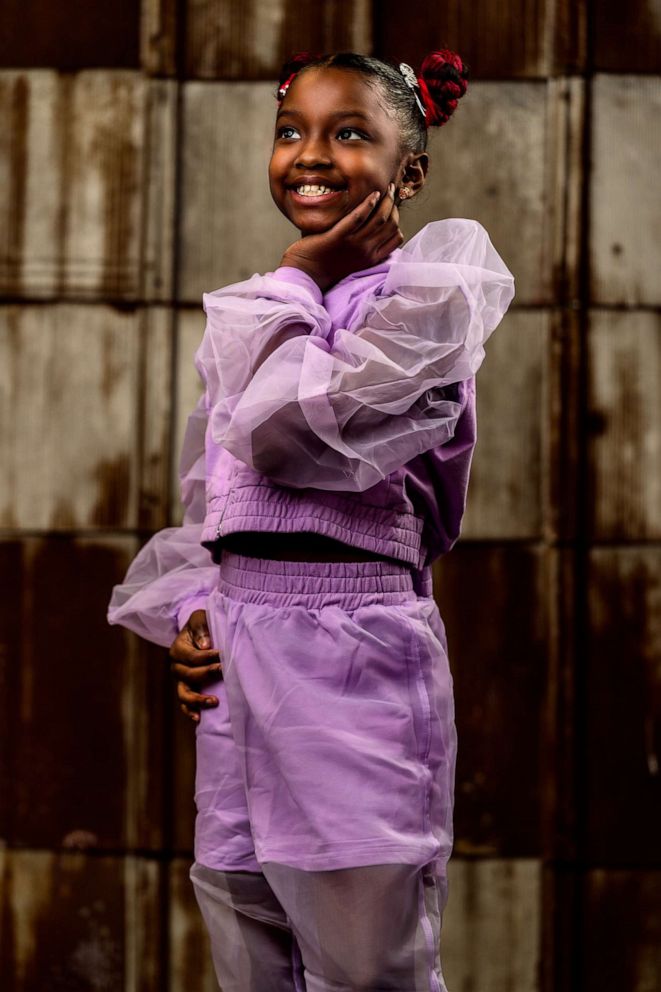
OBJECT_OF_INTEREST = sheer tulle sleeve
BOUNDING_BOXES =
[107,393,219,648]
[196,218,515,492]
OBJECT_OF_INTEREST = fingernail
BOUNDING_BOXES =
[205,697,217,706]
[197,637,210,648]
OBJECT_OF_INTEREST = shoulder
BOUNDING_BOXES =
[398,218,498,266]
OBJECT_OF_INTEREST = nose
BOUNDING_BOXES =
[295,132,332,169]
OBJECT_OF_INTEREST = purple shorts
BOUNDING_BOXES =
[196,551,457,879]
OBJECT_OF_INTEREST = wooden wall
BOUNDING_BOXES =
[1,2,660,989]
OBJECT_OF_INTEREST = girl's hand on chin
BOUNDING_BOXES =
[280,183,403,292]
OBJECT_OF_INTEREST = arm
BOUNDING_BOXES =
[197,218,515,491]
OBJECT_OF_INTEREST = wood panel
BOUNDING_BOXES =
[582,870,661,991]
[588,310,661,541]
[178,81,296,302]
[433,545,550,856]
[0,850,163,991]
[442,858,542,991]
[0,72,175,302]
[0,304,172,531]
[399,80,568,305]
[590,75,661,306]
[585,547,661,865]
[171,309,207,526]
[0,537,167,852]
[169,859,218,992]
[376,0,584,78]
[0,1,141,70]
[183,0,371,79]
[593,1,661,73]
[463,309,550,539]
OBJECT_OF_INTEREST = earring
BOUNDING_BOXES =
[399,187,412,199]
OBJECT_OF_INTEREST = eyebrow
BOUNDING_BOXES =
[275,108,371,122]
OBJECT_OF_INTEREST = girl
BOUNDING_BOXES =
[109,50,515,992]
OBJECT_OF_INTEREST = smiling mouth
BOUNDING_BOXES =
[289,184,345,202]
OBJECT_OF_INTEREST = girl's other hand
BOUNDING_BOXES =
[280,183,403,292]
[168,609,221,723]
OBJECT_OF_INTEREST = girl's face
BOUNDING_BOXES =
[269,67,422,236]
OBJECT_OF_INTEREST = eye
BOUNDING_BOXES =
[277,125,300,140]
[337,127,367,141]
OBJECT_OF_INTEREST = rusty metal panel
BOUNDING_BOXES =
[433,545,550,856]
[400,81,561,306]
[169,859,218,992]
[582,870,661,991]
[171,308,207,525]
[376,0,584,78]
[591,74,661,306]
[183,0,372,79]
[0,71,175,301]
[462,309,550,539]
[594,2,661,72]
[0,304,172,530]
[0,850,163,991]
[0,536,166,851]
[178,81,296,302]
[586,547,661,865]
[141,0,179,76]
[588,310,661,540]
[0,1,141,70]
[442,858,542,991]
[141,80,179,303]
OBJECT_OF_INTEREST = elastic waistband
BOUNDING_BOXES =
[217,551,417,610]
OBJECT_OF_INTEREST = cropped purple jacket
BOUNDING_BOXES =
[108,219,515,647]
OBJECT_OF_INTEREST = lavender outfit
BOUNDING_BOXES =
[108,218,515,991]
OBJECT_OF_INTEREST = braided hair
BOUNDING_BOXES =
[275,50,470,154]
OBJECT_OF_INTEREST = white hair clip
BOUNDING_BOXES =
[398,62,427,119]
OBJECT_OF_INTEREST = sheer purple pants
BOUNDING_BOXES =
[192,551,457,990]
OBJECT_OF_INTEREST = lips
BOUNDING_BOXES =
[288,185,345,207]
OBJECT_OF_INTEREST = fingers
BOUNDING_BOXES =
[177,680,219,710]
[331,189,382,237]
[169,629,219,666]
[188,609,213,650]
[170,660,222,684]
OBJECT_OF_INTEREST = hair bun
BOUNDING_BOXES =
[418,49,470,127]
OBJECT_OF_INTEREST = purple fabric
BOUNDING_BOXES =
[190,860,449,991]
[193,552,456,878]
[107,217,514,651]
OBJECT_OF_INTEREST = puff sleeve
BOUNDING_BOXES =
[196,217,515,492]
[106,393,219,648]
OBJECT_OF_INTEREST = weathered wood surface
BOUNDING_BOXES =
[442,858,542,992]
[0,1,141,70]
[586,548,661,865]
[0,72,175,302]
[0,849,163,991]
[463,309,550,539]
[169,859,218,992]
[0,304,172,531]
[183,0,372,79]
[582,869,661,991]
[594,1,661,72]
[591,75,661,305]
[433,545,550,857]
[0,537,167,852]
[588,310,661,540]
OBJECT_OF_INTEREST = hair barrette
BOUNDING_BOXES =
[398,62,427,120]
[277,72,296,101]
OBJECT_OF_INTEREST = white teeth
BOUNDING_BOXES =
[295,184,336,196]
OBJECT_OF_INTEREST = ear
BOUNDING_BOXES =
[397,151,429,199]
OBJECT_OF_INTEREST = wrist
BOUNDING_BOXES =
[279,254,330,292]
